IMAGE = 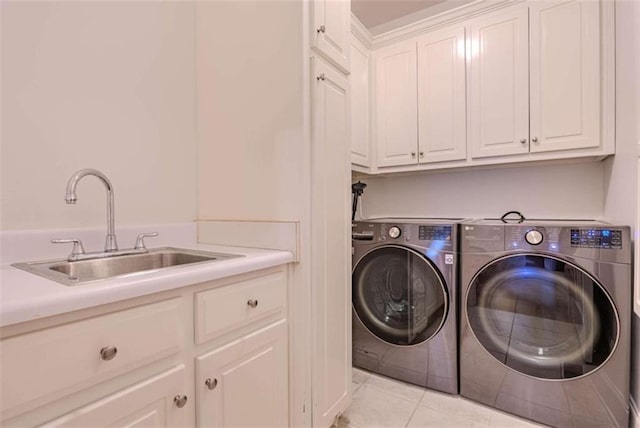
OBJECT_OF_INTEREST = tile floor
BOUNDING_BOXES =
[339,368,546,428]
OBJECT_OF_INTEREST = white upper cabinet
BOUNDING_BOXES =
[469,0,603,159]
[312,0,351,73]
[417,25,467,163]
[351,35,371,168]
[529,0,600,153]
[374,42,418,167]
[359,0,612,173]
[468,6,530,159]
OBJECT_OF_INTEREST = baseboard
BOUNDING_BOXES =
[197,220,299,262]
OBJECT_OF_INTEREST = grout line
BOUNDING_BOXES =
[404,400,422,428]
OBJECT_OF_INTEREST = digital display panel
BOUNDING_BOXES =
[570,229,622,249]
[419,225,452,241]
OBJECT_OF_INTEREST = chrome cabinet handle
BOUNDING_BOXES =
[247,299,259,309]
[100,346,118,361]
[520,138,527,144]
[51,238,86,258]
[317,24,326,34]
[134,232,158,250]
[205,378,218,390]
[174,395,188,408]
[317,74,325,81]
[532,137,539,143]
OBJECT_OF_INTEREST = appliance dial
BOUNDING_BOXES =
[525,229,544,245]
[388,226,402,239]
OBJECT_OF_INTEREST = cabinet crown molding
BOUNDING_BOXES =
[351,12,373,48]
[371,0,525,49]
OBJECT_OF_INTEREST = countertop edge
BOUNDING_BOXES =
[0,244,294,328]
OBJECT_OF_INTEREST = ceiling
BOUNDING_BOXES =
[351,0,472,33]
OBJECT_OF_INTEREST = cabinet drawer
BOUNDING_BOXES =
[195,270,286,344]
[40,365,187,427]
[0,298,183,417]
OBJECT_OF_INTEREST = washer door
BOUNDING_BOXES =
[352,245,448,346]
[466,254,619,380]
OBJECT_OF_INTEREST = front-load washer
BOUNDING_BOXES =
[352,218,460,394]
[460,220,631,427]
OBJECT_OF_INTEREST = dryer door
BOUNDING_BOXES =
[466,253,619,380]
[352,245,448,346]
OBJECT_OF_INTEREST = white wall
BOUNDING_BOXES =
[605,1,640,426]
[1,2,197,231]
[358,162,604,220]
[196,1,305,222]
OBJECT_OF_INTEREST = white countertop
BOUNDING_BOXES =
[0,243,293,328]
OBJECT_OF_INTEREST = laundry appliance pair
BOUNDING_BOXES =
[351,217,632,428]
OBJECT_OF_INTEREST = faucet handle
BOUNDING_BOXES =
[134,232,158,250]
[52,238,86,259]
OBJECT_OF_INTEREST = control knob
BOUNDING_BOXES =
[388,226,401,239]
[525,229,544,245]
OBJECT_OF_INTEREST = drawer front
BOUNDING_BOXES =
[0,298,183,417]
[195,270,286,344]
[40,365,188,427]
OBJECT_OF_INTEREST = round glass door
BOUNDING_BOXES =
[466,254,619,380]
[352,245,448,346]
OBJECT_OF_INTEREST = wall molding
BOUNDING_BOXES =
[371,0,524,49]
[351,13,373,48]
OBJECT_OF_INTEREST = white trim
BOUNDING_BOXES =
[601,0,616,156]
[351,12,373,49]
[371,0,525,49]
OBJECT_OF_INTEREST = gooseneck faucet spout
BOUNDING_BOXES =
[65,169,118,252]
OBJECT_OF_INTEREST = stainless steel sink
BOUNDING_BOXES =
[12,247,241,286]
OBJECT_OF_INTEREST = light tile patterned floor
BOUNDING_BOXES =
[339,368,546,428]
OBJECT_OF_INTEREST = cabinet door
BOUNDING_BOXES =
[374,42,418,167]
[417,26,467,163]
[311,56,352,427]
[529,0,600,153]
[196,321,288,427]
[469,6,529,158]
[351,35,371,168]
[311,0,350,73]
[41,366,188,427]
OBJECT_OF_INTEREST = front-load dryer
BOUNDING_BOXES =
[460,220,631,427]
[352,218,460,394]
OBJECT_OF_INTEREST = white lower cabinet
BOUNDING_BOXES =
[195,320,288,427]
[41,365,188,427]
[311,53,352,427]
[0,266,289,428]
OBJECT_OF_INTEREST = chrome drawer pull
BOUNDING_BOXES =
[174,395,188,408]
[100,346,118,361]
[205,378,218,390]
[247,299,259,309]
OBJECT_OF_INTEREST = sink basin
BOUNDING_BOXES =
[12,247,242,286]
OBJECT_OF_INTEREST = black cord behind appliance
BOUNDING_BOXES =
[351,181,367,221]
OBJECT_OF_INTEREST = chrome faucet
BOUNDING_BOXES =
[64,168,119,252]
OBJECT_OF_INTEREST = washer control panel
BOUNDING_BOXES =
[418,225,452,241]
[570,228,623,249]
[525,229,544,245]
[388,226,402,239]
